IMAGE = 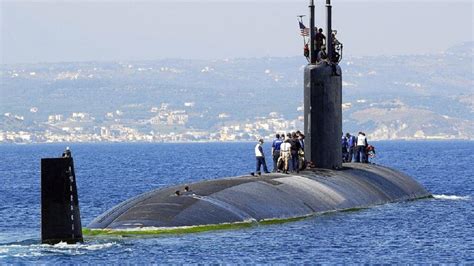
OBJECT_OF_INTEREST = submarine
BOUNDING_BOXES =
[40,0,431,244]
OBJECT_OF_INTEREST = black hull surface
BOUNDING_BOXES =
[88,163,431,230]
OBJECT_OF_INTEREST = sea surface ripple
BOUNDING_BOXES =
[0,141,472,263]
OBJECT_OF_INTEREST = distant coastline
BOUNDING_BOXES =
[1,42,472,144]
[1,138,472,146]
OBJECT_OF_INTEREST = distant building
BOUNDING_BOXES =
[71,112,90,120]
[218,113,230,119]
[167,110,188,125]
[268,112,280,118]
[99,127,110,137]
[201,66,214,73]
[48,114,63,123]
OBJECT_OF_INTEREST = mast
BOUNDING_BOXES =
[309,0,316,64]
[326,0,333,61]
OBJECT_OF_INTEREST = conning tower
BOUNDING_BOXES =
[304,0,342,169]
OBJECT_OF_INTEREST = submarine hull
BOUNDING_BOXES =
[88,163,430,230]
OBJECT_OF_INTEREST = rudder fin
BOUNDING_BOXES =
[41,153,83,244]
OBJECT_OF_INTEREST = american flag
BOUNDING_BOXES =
[299,21,309,37]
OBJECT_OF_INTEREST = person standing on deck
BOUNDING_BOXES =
[355,132,368,163]
[291,132,301,173]
[280,138,292,174]
[341,133,349,162]
[271,134,283,172]
[346,132,356,162]
[255,139,270,175]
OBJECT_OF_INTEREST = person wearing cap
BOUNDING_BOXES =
[255,139,270,175]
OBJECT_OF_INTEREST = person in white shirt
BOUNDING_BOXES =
[355,132,368,163]
[255,139,270,175]
[280,138,292,174]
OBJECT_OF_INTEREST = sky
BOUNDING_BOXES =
[0,0,472,64]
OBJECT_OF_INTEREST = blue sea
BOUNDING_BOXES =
[0,141,472,263]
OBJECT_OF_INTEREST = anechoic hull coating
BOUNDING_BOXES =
[88,163,431,230]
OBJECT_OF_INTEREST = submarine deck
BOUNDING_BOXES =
[88,163,431,230]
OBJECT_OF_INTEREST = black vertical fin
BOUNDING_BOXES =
[41,156,83,244]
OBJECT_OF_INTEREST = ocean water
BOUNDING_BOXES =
[0,141,472,263]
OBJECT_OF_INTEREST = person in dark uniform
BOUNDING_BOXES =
[315,28,326,60]
[296,131,305,150]
[291,132,301,173]
[346,132,356,162]
[341,133,348,162]
[271,134,283,172]
[296,131,306,170]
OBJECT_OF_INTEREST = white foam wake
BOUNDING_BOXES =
[51,241,117,251]
[0,242,119,258]
[433,194,471,200]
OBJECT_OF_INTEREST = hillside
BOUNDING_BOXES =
[0,42,472,142]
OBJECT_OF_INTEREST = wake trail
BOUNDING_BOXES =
[433,194,471,200]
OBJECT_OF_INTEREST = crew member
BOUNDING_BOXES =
[296,131,305,170]
[255,139,270,174]
[355,132,368,163]
[296,130,305,150]
[315,28,326,60]
[341,133,348,162]
[280,138,292,174]
[366,144,376,163]
[304,43,310,60]
[62,147,71,158]
[291,132,301,172]
[331,32,341,62]
[271,134,283,172]
[346,132,356,162]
